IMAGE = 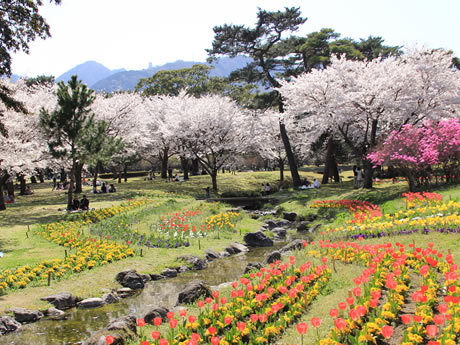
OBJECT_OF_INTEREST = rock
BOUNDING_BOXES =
[116,288,136,298]
[282,212,297,221]
[205,249,219,261]
[177,279,212,305]
[243,262,263,274]
[177,255,207,270]
[44,308,65,317]
[115,270,145,290]
[219,251,231,257]
[143,306,169,324]
[309,223,322,233]
[225,246,236,255]
[149,274,165,281]
[83,315,137,345]
[40,292,79,310]
[280,239,304,253]
[275,219,292,228]
[161,268,178,278]
[229,242,249,253]
[264,220,278,230]
[243,231,274,247]
[0,316,21,335]
[78,297,104,309]
[297,221,310,232]
[264,251,281,264]
[177,266,189,273]
[8,307,43,324]
[271,227,287,239]
[102,293,119,304]
[140,274,151,283]
[305,214,318,222]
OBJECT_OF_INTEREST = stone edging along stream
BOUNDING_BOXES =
[0,209,322,343]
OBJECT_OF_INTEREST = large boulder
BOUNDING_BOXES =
[229,242,249,253]
[115,270,145,290]
[77,298,105,309]
[243,262,263,274]
[264,251,281,264]
[149,274,165,281]
[161,268,178,278]
[102,293,119,304]
[297,221,310,232]
[9,307,43,324]
[177,255,207,270]
[309,223,322,233]
[282,212,297,222]
[243,232,274,247]
[143,306,169,324]
[280,239,304,253]
[176,279,212,305]
[224,246,236,255]
[0,316,21,335]
[83,315,137,345]
[40,292,79,310]
[205,249,219,261]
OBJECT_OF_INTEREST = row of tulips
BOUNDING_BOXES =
[304,240,458,345]
[107,253,334,345]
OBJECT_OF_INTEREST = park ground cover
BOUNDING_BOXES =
[0,170,458,345]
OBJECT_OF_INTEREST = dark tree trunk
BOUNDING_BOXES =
[123,165,128,182]
[18,174,26,195]
[181,157,189,180]
[363,159,374,189]
[93,162,101,189]
[0,172,10,211]
[191,159,199,176]
[278,158,284,181]
[160,149,169,179]
[279,122,301,187]
[74,162,83,194]
[118,168,122,184]
[37,170,44,183]
[67,160,76,210]
[6,181,14,198]
[60,168,66,182]
[211,171,218,192]
[322,136,340,184]
[30,176,37,184]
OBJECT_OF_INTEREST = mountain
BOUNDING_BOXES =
[56,61,125,87]
[91,56,252,93]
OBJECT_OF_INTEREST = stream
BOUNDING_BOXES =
[3,237,299,345]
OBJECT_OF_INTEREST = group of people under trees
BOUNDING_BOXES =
[353,166,366,189]
[91,182,116,194]
[70,194,90,211]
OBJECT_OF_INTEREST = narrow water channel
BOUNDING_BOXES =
[3,239,295,345]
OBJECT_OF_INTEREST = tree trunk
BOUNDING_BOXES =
[191,159,199,176]
[160,148,169,179]
[0,172,9,211]
[37,170,44,183]
[74,162,83,194]
[93,162,101,189]
[322,136,333,185]
[363,159,374,189]
[278,158,284,181]
[279,122,301,187]
[6,181,14,198]
[406,172,416,192]
[123,164,128,182]
[18,174,26,195]
[67,160,76,210]
[211,170,218,192]
[118,168,122,184]
[181,157,189,180]
[60,168,66,182]
[30,176,37,184]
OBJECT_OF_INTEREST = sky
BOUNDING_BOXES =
[11,0,460,78]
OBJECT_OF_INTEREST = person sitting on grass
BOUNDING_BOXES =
[109,184,116,193]
[70,195,80,211]
[80,195,89,210]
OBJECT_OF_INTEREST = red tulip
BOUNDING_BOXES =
[231,282,238,288]
[352,287,361,297]
[188,315,197,323]
[179,309,187,317]
[220,297,227,305]
[237,322,246,332]
[105,336,115,345]
[152,331,161,339]
[349,309,359,321]
[141,341,149,345]
[153,317,162,326]
[259,314,267,322]
[205,297,213,304]
[159,339,169,345]
[210,336,220,345]
[426,325,438,338]
[167,312,174,319]
[296,322,308,334]
[334,318,347,330]
[250,314,258,322]
[381,325,393,339]
[433,314,445,325]
[346,297,354,305]
[437,304,448,314]
[311,317,322,328]
[371,290,381,300]
[169,318,178,328]
[401,314,411,324]
[191,333,200,342]
[197,300,205,308]
[329,309,338,318]
[428,341,440,345]
[137,318,146,327]
[208,326,217,336]
[224,316,232,325]
[212,291,219,299]
[338,302,347,310]
[369,299,378,308]
[413,315,423,323]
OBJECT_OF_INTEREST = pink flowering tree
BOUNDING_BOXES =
[367,119,460,191]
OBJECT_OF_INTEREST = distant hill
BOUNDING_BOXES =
[91,56,252,93]
[56,61,125,87]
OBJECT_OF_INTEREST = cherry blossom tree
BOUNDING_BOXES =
[279,48,460,188]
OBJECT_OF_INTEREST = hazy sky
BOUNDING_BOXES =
[11,0,460,77]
